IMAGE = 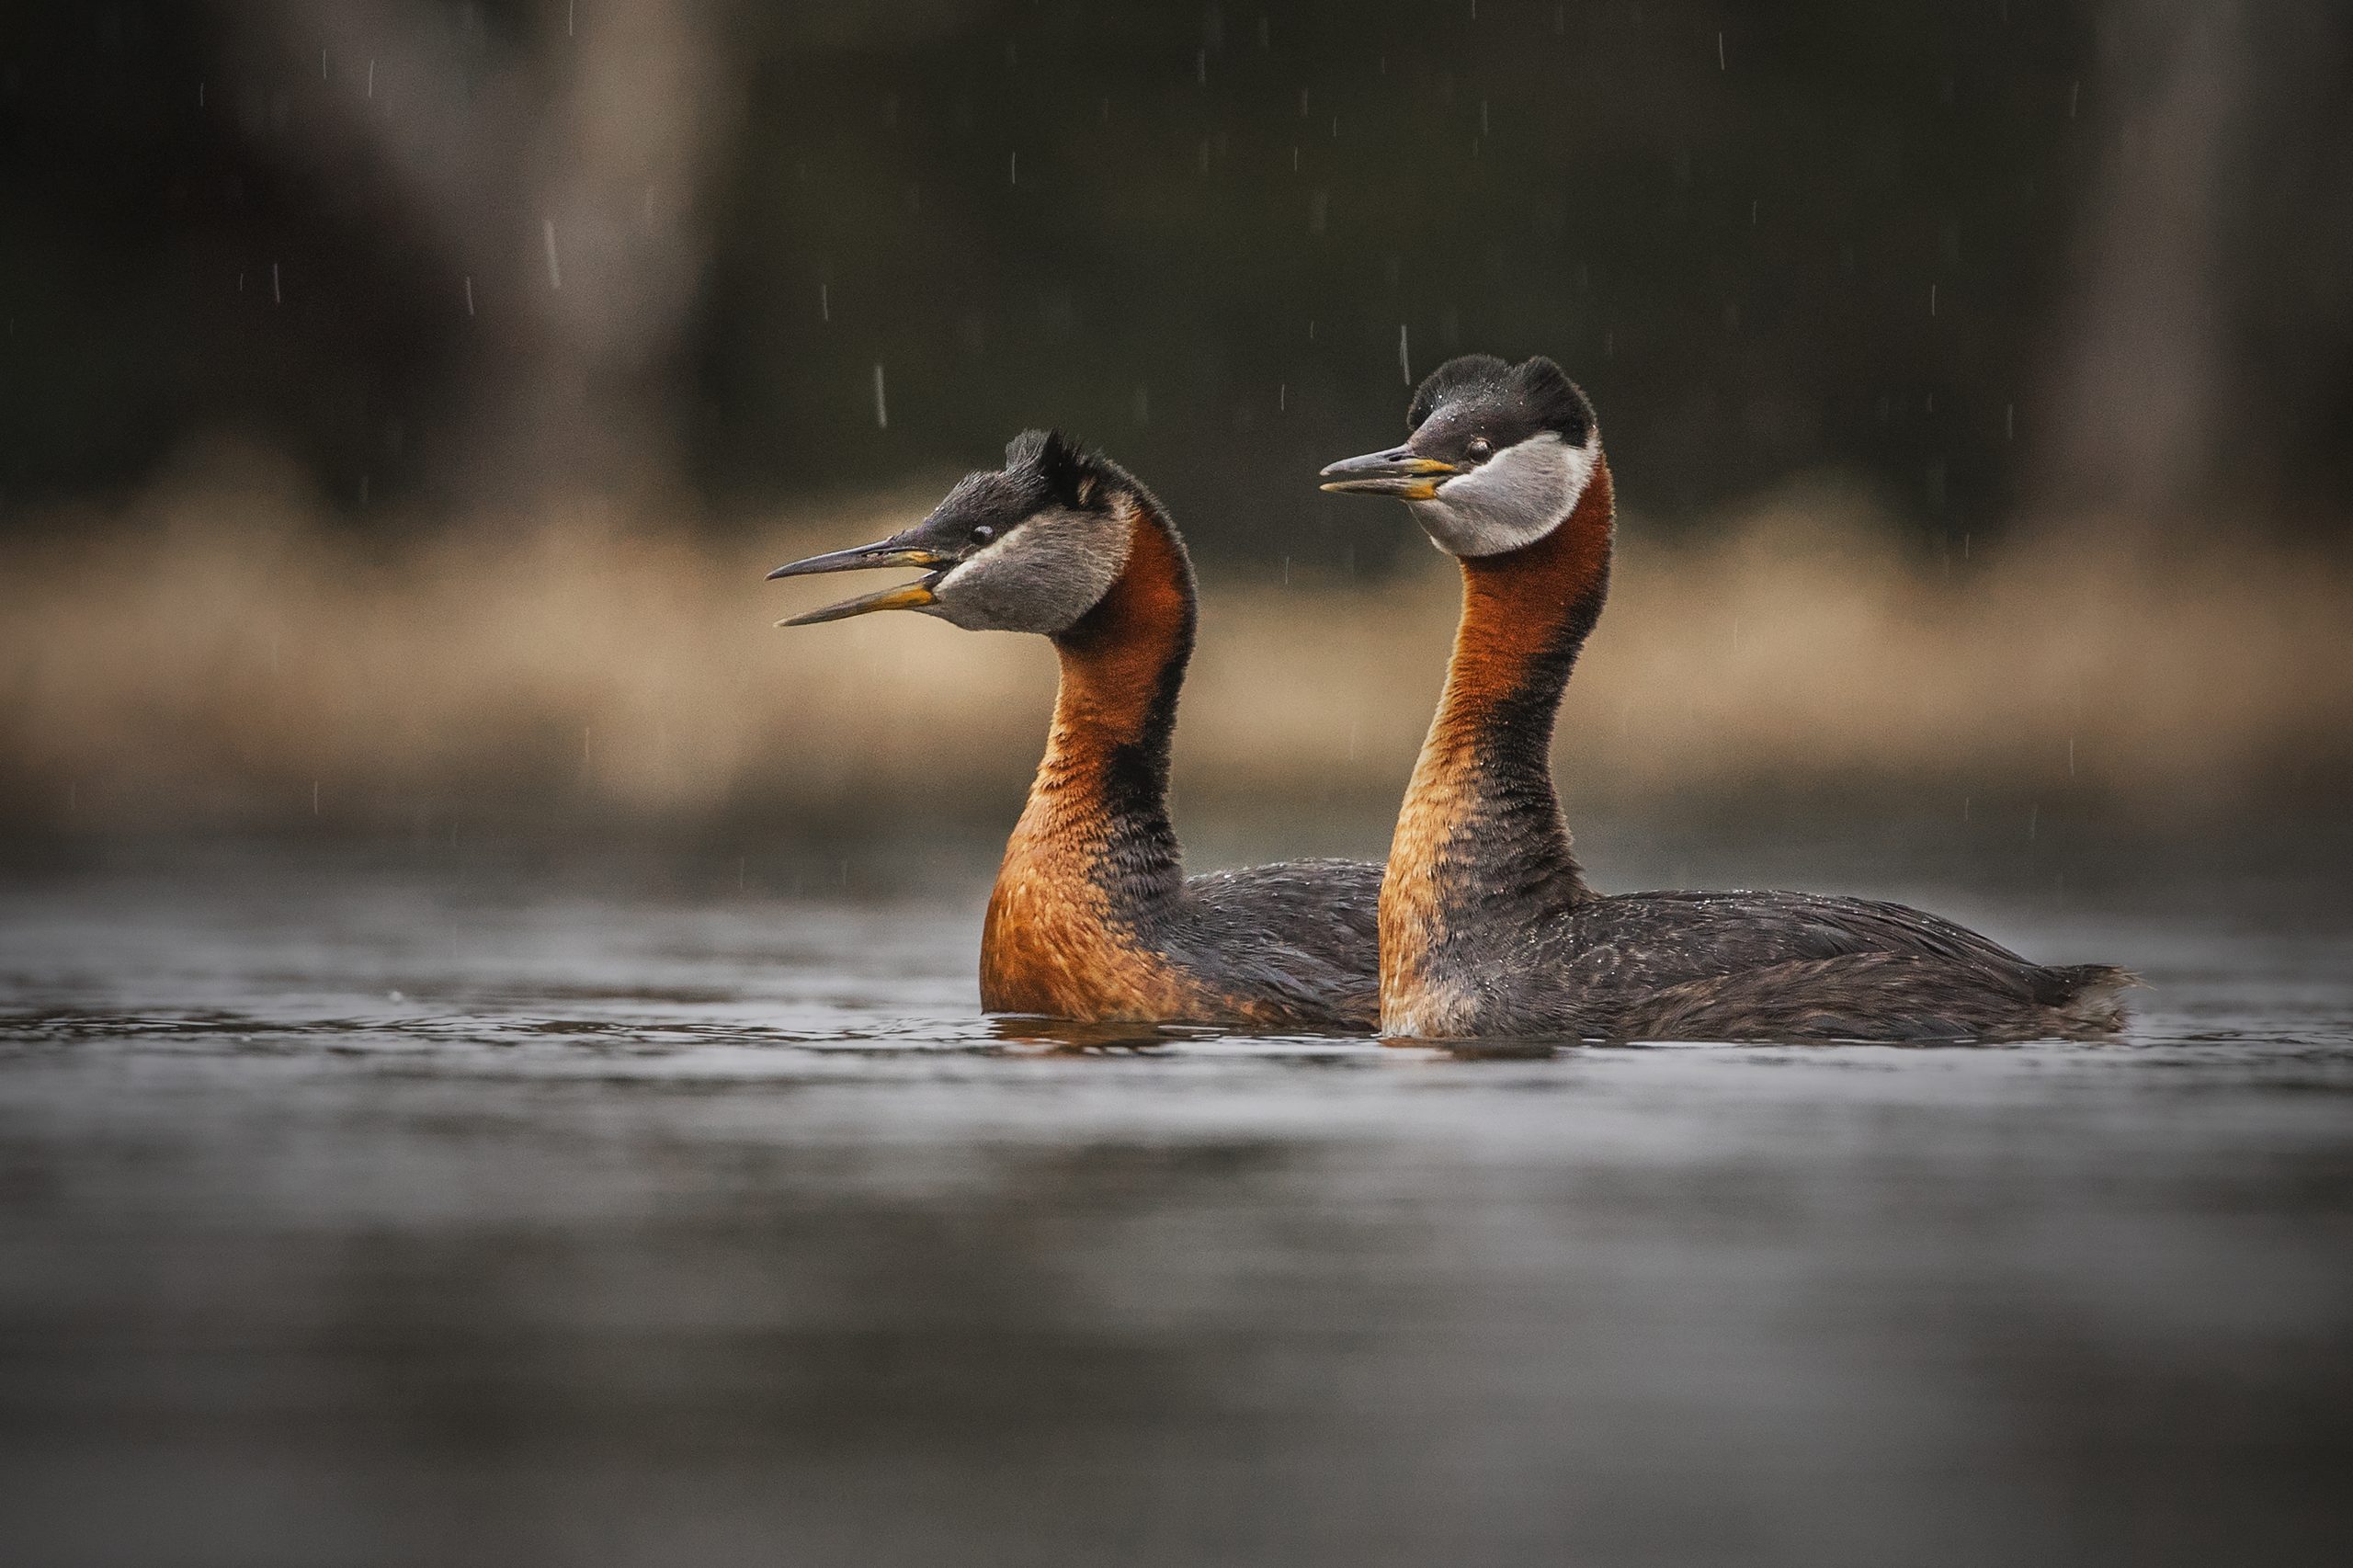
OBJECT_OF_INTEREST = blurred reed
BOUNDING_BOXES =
[5,442,2348,840]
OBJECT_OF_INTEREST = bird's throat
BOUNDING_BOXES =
[981,505,1196,1014]
[1381,455,1615,1017]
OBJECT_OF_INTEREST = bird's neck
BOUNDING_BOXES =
[1384,454,1614,966]
[1007,496,1196,914]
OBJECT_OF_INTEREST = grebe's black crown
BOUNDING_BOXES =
[1006,427,1084,504]
[1409,354,1594,449]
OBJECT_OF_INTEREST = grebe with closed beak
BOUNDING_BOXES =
[1321,354,2131,1042]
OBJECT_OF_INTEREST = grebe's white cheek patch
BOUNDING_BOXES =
[1407,433,1597,558]
[932,502,1133,634]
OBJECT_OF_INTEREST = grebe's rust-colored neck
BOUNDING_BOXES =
[1381,454,1614,1024]
[980,498,1198,1016]
[1029,502,1194,864]
[1435,451,1613,794]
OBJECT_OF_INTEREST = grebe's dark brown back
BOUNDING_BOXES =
[771,430,1379,1030]
[1322,354,2131,1042]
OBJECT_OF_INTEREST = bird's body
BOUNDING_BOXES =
[972,496,1379,1028]
[1327,355,2131,1041]
[775,432,1378,1031]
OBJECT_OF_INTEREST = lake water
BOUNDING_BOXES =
[3,835,2349,1567]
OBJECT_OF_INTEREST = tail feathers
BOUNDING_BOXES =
[2036,963,2138,1035]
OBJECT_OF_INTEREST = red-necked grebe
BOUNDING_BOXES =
[772,429,1379,1029]
[1320,354,2131,1042]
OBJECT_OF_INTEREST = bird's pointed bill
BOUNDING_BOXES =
[1317,449,1458,499]
[766,542,950,581]
[767,538,952,626]
[776,579,938,627]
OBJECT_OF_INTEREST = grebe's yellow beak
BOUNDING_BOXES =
[1317,448,1458,500]
[766,540,953,626]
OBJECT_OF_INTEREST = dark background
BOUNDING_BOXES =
[6,0,2349,570]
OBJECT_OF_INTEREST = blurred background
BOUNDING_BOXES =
[8,13,2353,1567]
[4,0,2351,853]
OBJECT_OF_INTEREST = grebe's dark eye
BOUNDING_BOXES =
[969,525,996,546]
[1465,437,1493,462]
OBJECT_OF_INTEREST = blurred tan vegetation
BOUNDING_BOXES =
[5,441,2349,842]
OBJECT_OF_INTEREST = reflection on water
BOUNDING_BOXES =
[1,843,2349,1568]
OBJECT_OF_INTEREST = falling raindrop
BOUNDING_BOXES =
[312,781,321,815]
[1717,31,1726,71]
[567,1,576,39]
[463,275,475,316]
[2006,403,2016,440]
[1279,382,1287,412]
[1132,385,1150,424]
[820,282,830,322]
[1197,50,1207,85]
[542,221,563,290]
[2068,739,2076,777]
[1398,323,1412,384]
[2068,81,2080,119]
[1929,282,1938,316]
[872,364,889,428]
[1009,151,1017,185]
[367,59,375,98]
[271,262,281,304]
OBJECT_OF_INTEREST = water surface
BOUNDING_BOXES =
[3,843,2349,1567]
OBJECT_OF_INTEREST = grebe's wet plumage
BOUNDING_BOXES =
[1324,355,2131,1042]
[772,430,1379,1030]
